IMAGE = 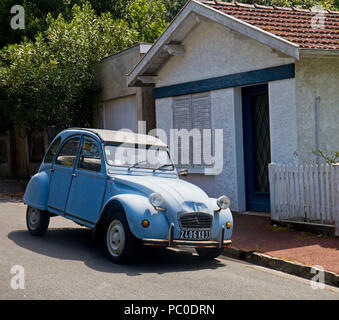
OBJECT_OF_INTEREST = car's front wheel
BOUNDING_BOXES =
[195,248,224,260]
[103,211,139,264]
[26,206,50,236]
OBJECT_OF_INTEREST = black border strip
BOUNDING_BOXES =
[153,63,295,99]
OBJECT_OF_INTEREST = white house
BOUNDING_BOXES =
[127,0,339,213]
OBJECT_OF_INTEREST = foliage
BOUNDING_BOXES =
[0,2,139,132]
[162,0,189,20]
[0,0,180,49]
[0,1,170,133]
[0,0,78,49]
[126,0,169,43]
[312,149,339,164]
[234,0,339,10]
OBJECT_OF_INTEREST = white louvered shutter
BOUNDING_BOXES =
[192,92,212,167]
[173,95,191,130]
[173,95,191,167]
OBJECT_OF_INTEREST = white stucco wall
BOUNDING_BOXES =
[211,88,245,211]
[269,78,298,164]
[104,95,138,132]
[157,21,294,87]
[295,58,339,164]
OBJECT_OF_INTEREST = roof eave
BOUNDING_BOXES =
[299,48,339,58]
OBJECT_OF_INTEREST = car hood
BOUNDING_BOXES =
[112,174,213,212]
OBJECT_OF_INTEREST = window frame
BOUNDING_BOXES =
[76,135,103,173]
[172,92,213,169]
[43,137,62,164]
[103,142,175,172]
[54,136,81,169]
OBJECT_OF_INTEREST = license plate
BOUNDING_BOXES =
[180,229,210,240]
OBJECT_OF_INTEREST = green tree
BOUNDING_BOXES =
[0,0,79,49]
[0,2,137,132]
[126,0,169,43]
[0,0,169,133]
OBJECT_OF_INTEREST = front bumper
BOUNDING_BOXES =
[142,239,232,248]
[142,222,231,248]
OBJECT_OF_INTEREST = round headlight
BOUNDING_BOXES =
[149,192,164,207]
[217,195,230,210]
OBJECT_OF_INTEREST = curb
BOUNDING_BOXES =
[222,247,339,288]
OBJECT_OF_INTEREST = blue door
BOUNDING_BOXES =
[47,136,81,213]
[65,136,106,226]
[242,84,271,212]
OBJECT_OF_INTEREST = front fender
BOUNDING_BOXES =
[209,197,233,240]
[100,194,170,240]
[23,171,50,211]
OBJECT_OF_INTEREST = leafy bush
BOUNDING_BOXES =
[0,1,168,133]
[312,149,339,164]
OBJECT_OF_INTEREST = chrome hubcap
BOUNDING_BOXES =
[107,220,125,257]
[28,207,40,230]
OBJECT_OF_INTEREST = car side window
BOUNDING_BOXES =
[44,137,61,164]
[55,137,80,168]
[77,137,101,172]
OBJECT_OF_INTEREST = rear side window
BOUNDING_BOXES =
[44,137,61,164]
[55,137,80,168]
[77,137,101,172]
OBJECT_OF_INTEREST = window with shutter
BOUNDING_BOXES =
[173,95,191,130]
[172,92,212,168]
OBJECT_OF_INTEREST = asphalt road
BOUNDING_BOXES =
[0,201,338,300]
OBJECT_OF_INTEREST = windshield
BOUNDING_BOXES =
[104,144,174,171]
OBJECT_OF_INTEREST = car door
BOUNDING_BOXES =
[47,136,81,213]
[64,136,106,226]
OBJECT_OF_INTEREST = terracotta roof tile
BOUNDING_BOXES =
[201,1,339,50]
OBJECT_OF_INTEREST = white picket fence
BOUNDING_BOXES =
[269,163,339,225]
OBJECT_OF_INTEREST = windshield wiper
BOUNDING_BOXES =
[128,160,148,169]
[153,164,174,172]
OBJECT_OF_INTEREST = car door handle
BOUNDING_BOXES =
[72,173,76,177]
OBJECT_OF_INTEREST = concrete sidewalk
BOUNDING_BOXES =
[226,212,339,276]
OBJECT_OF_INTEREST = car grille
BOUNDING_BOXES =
[178,212,213,229]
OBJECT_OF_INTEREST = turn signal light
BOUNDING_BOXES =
[226,221,231,229]
[141,219,150,228]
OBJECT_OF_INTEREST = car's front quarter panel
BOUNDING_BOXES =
[23,170,50,211]
[102,194,171,240]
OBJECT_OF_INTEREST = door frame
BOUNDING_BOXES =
[242,83,271,212]
[64,134,107,226]
[47,135,82,214]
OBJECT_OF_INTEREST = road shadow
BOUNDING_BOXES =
[8,227,226,276]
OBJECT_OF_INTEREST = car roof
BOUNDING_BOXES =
[63,128,168,148]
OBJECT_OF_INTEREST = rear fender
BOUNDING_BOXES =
[23,171,50,211]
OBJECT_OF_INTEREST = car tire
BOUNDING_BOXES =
[103,210,139,264]
[195,248,224,260]
[26,206,50,236]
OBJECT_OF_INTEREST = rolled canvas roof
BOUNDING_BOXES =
[66,128,168,148]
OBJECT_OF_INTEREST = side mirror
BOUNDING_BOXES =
[178,169,188,176]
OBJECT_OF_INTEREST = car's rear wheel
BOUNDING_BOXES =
[103,210,139,264]
[26,206,50,236]
[195,248,224,260]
